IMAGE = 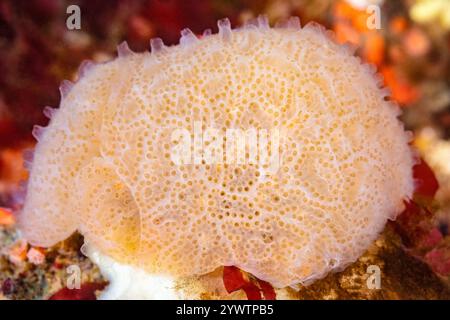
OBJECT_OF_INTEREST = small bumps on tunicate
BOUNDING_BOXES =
[19,17,415,288]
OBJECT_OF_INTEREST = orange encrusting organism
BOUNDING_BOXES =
[0,207,14,226]
[19,17,415,289]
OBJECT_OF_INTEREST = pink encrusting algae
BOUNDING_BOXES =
[18,16,415,290]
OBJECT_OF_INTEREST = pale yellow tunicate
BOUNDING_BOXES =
[19,17,414,288]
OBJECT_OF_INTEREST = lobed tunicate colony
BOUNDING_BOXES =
[19,17,414,288]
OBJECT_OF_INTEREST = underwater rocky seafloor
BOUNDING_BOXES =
[1,226,449,299]
[1,0,450,299]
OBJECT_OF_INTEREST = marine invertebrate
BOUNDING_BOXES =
[18,16,415,298]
